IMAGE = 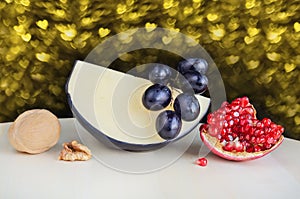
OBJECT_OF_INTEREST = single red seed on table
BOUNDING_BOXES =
[196,158,208,167]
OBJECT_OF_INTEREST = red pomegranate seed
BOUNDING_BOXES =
[246,146,254,152]
[250,136,256,144]
[240,96,249,107]
[256,121,264,128]
[262,118,272,126]
[225,114,232,121]
[232,133,238,139]
[234,141,244,152]
[223,142,234,151]
[196,158,208,167]
[267,136,274,144]
[220,128,227,136]
[270,123,278,129]
[243,107,255,115]
[244,134,250,141]
[264,143,272,149]
[277,125,284,133]
[247,126,254,135]
[254,145,262,152]
[228,119,234,127]
[256,136,266,144]
[233,118,239,124]
[207,114,213,123]
[239,119,248,126]
[221,101,229,107]
[273,130,282,139]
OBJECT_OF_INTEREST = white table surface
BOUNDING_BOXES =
[1,118,300,199]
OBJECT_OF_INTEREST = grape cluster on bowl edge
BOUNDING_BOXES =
[142,58,209,140]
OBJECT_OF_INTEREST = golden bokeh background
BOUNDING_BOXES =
[0,0,299,139]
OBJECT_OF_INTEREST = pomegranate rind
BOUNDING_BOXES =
[200,127,284,161]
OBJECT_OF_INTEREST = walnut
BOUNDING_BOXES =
[58,140,92,161]
[8,109,61,154]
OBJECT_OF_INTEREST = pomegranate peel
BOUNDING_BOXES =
[199,96,284,161]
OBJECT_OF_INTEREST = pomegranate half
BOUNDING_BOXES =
[199,96,284,161]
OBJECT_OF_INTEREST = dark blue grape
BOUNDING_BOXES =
[173,93,200,121]
[149,65,172,85]
[156,110,182,140]
[142,84,172,111]
[182,71,208,94]
[193,58,209,75]
[178,58,208,75]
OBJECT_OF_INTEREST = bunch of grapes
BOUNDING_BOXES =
[142,58,209,140]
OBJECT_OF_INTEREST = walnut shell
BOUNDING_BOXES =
[8,109,61,154]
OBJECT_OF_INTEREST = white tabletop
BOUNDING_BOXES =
[1,118,300,199]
